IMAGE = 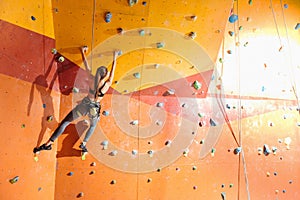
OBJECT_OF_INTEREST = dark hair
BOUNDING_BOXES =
[94,66,108,89]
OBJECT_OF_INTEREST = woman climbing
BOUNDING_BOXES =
[33,46,119,155]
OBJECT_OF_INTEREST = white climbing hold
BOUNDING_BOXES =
[72,87,79,93]
[109,150,118,156]
[132,149,138,155]
[284,137,291,149]
[133,72,141,79]
[131,120,139,125]
[156,102,164,107]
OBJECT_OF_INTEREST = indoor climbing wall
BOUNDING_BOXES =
[0,0,300,200]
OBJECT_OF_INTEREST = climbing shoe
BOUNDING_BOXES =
[33,144,52,153]
[79,143,88,153]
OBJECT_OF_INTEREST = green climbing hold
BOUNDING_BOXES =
[248,0,253,5]
[193,80,202,90]
[156,42,165,48]
[21,124,25,128]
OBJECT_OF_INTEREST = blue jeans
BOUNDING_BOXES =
[49,97,100,143]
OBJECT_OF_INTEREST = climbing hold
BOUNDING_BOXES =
[105,12,112,23]
[200,139,204,144]
[248,0,253,5]
[117,50,122,56]
[227,50,232,54]
[234,147,242,155]
[147,178,152,183]
[266,172,271,177]
[272,146,277,154]
[219,58,224,63]
[192,166,197,170]
[51,48,57,54]
[154,64,159,68]
[284,4,288,8]
[110,180,117,184]
[31,16,36,21]
[282,189,286,193]
[228,31,234,36]
[257,147,263,155]
[261,86,265,92]
[274,172,278,176]
[192,80,202,90]
[289,180,293,184]
[157,168,161,172]
[9,176,19,184]
[156,120,162,126]
[129,0,138,6]
[109,150,118,156]
[72,87,79,93]
[148,141,153,145]
[142,1,147,6]
[243,42,248,47]
[229,184,234,188]
[156,42,165,48]
[210,118,217,126]
[147,150,154,157]
[295,23,300,30]
[188,32,197,39]
[90,162,96,166]
[38,187,42,192]
[246,17,251,22]
[221,192,226,200]
[181,103,187,108]
[156,102,164,107]
[139,29,145,36]
[67,172,74,176]
[165,140,172,147]
[130,120,139,125]
[133,72,141,79]
[183,149,189,157]
[89,170,95,175]
[284,137,291,149]
[211,148,216,154]
[102,110,110,116]
[21,124,25,128]
[239,26,243,31]
[167,89,175,95]
[198,113,203,118]
[176,167,180,171]
[275,190,279,194]
[43,104,46,108]
[226,104,231,109]
[58,56,64,63]
[263,144,271,156]
[101,140,109,150]
[193,186,197,190]
[117,27,124,34]
[228,14,238,23]
[132,149,138,155]
[198,121,203,127]
[77,192,84,198]
[47,115,53,122]
[221,184,225,188]
[190,15,197,21]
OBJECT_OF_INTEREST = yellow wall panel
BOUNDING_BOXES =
[0,0,54,38]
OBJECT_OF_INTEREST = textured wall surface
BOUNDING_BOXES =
[0,0,300,199]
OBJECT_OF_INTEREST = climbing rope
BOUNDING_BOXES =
[90,0,96,71]
[279,0,300,110]
[233,0,251,199]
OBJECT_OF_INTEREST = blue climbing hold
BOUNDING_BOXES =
[105,12,112,23]
[229,14,238,23]
[284,4,288,9]
[295,23,300,30]
[234,147,242,155]
[31,16,36,21]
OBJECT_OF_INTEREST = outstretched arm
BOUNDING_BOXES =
[80,46,91,74]
[107,51,118,83]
